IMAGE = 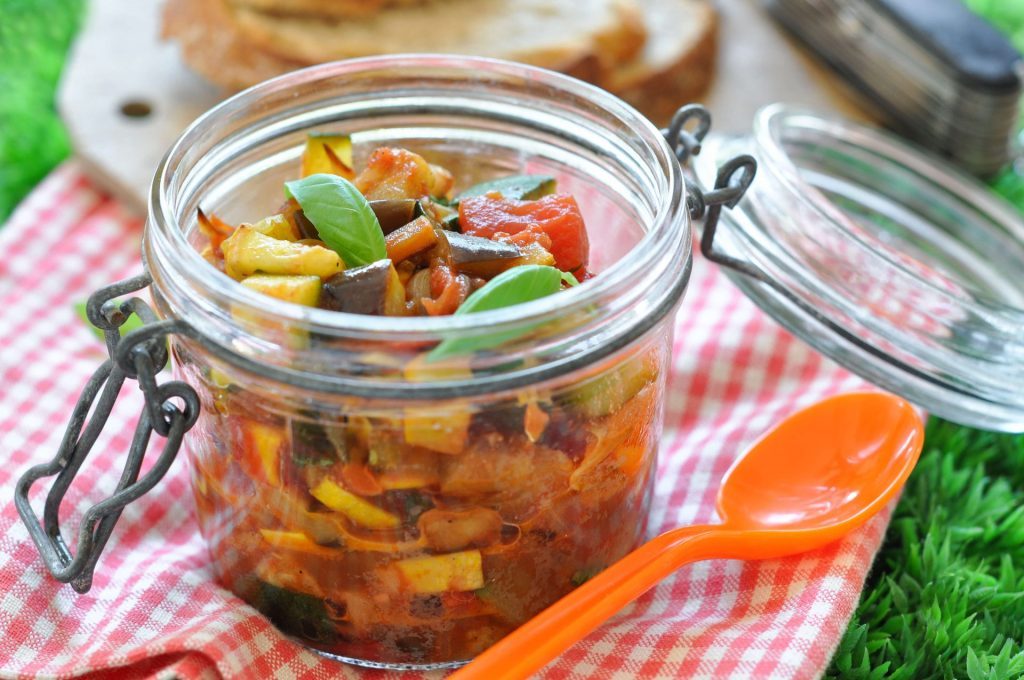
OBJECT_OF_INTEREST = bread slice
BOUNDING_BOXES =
[227,0,646,78]
[230,0,430,20]
[163,0,716,127]
[606,0,718,125]
[162,0,307,91]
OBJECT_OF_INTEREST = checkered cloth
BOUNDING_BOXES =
[1,163,887,679]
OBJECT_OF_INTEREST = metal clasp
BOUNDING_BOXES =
[14,273,199,593]
[663,104,758,271]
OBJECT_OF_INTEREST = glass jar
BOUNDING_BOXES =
[143,56,692,669]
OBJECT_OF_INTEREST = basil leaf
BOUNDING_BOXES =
[454,174,556,205]
[285,174,386,267]
[561,271,580,287]
[428,264,563,361]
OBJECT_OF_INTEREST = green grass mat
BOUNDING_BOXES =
[1,1,1022,678]
[826,422,1024,679]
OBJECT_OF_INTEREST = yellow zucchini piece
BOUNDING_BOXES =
[241,274,322,307]
[394,550,484,593]
[378,470,440,491]
[250,421,284,487]
[258,529,339,558]
[247,214,301,241]
[222,226,343,280]
[403,412,472,456]
[403,356,472,455]
[310,478,401,530]
[301,133,354,179]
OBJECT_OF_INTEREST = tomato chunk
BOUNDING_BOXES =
[458,194,589,272]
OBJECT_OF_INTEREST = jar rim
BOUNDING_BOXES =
[145,55,691,396]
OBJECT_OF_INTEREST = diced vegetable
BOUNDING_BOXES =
[259,529,337,557]
[403,356,475,456]
[240,275,322,307]
[222,226,343,280]
[384,216,439,263]
[404,411,472,456]
[369,198,420,234]
[301,133,355,179]
[340,463,383,497]
[417,508,503,552]
[523,401,550,442]
[311,478,401,530]
[246,421,285,487]
[321,260,405,316]
[247,214,301,241]
[421,265,470,317]
[383,263,408,317]
[459,194,589,272]
[444,231,521,278]
[565,351,657,418]
[394,550,484,593]
[196,208,234,251]
[378,470,440,491]
[454,174,556,204]
[354,147,453,201]
[321,260,391,314]
[429,163,455,198]
[253,581,337,643]
[403,357,472,454]
[291,420,345,467]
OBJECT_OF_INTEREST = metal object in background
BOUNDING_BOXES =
[769,0,1023,176]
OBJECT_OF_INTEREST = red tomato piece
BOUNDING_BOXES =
[459,194,589,272]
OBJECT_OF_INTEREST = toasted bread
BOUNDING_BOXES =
[227,0,646,78]
[606,0,718,125]
[163,0,716,127]
[162,0,306,91]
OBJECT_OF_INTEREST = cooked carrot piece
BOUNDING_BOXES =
[384,216,438,263]
[340,463,383,497]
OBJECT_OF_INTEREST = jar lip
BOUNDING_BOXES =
[149,54,689,340]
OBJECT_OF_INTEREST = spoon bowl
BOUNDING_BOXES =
[716,391,923,557]
[453,392,924,679]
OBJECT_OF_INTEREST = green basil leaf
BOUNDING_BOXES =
[454,174,556,205]
[428,264,563,361]
[285,173,386,267]
[561,271,580,287]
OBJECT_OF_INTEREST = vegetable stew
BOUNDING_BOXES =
[185,134,665,665]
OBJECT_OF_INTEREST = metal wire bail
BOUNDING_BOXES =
[662,103,758,270]
[14,273,199,593]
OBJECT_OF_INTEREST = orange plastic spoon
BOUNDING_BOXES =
[452,392,924,680]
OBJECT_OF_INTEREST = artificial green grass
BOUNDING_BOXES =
[1,2,1023,678]
[0,0,84,222]
[826,421,1024,679]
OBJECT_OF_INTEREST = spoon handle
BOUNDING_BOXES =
[451,524,725,680]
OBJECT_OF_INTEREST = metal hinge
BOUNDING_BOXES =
[14,273,199,593]
[663,104,758,274]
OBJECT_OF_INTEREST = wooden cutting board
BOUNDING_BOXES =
[59,0,870,214]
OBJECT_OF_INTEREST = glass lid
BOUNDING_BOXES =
[694,104,1024,432]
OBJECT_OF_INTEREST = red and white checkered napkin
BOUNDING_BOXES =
[0,163,887,680]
